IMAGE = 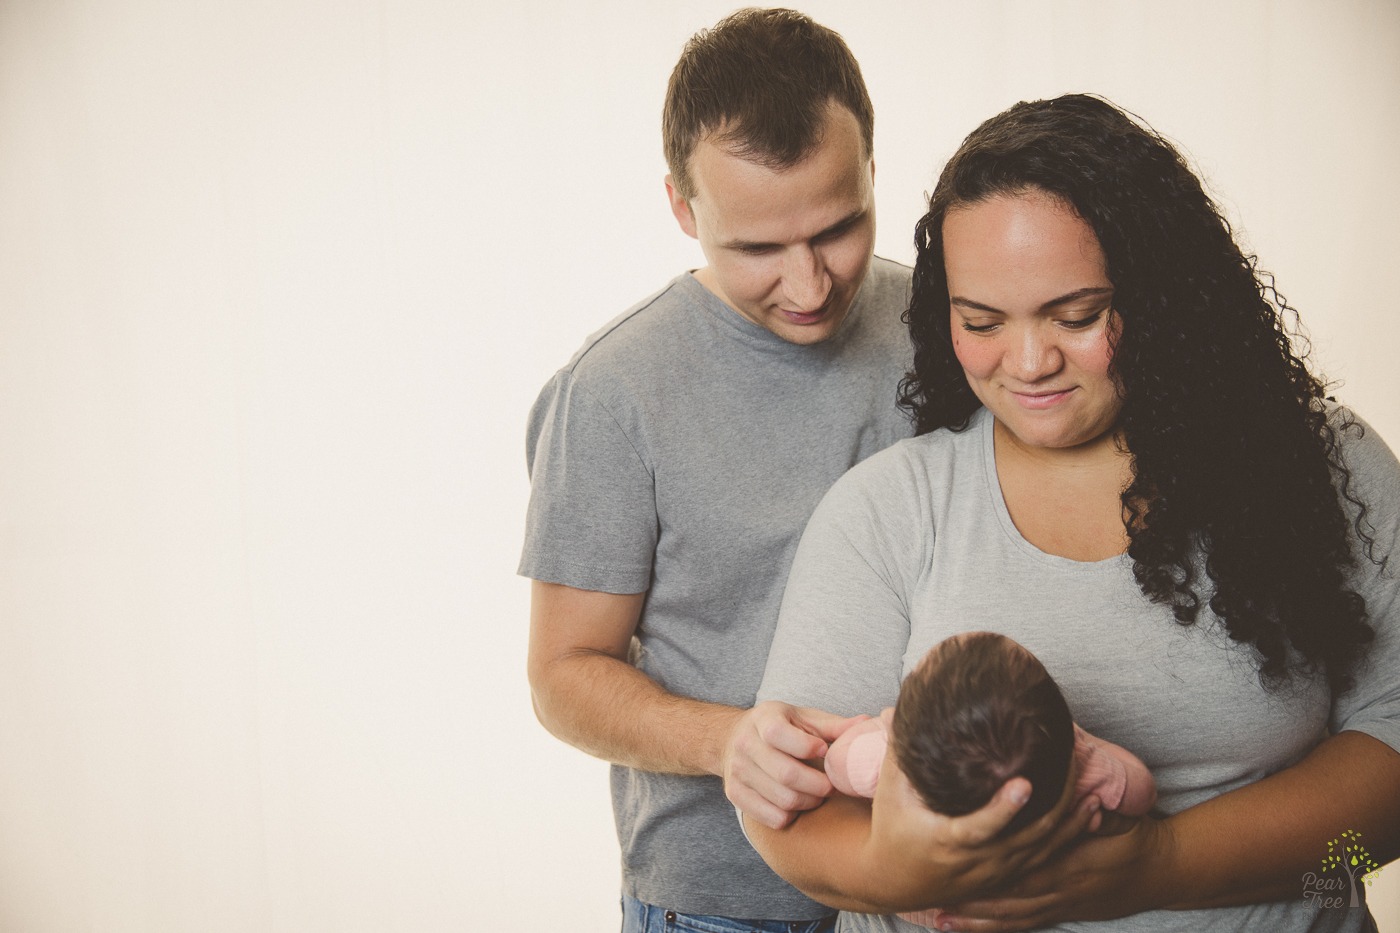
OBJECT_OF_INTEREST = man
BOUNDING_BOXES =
[520,9,913,929]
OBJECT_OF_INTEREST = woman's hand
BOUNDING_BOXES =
[856,745,1101,911]
[930,815,1176,932]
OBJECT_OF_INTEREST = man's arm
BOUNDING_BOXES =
[527,580,738,774]
[527,580,857,824]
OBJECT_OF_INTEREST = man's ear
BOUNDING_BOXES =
[664,174,698,239]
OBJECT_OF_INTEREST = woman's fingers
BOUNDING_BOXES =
[939,777,1033,848]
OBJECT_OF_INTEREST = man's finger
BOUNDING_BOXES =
[728,744,831,815]
[797,707,871,743]
[747,740,834,802]
[730,787,794,831]
[758,714,834,761]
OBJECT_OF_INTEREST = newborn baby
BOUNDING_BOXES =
[826,632,1157,929]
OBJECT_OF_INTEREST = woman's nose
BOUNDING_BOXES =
[1006,327,1063,382]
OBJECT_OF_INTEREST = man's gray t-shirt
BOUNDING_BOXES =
[760,405,1400,932]
[520,257,914,917]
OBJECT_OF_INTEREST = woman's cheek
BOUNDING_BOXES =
[1069,328,1114,374]
[952,334,996,379]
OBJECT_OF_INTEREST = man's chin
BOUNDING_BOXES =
[767,305,850,345]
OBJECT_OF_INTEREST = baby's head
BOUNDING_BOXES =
[891,632,1073,835]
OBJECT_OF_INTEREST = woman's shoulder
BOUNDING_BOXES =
[809,409,992,537]
[1323,403,1400,550]
[842,408,991,489]
[1326,401,1397,473]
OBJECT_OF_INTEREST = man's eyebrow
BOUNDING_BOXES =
[721,209,868,252]
[949,286,1114,315]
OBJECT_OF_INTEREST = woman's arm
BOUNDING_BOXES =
[937,418,1400,930]
[746,746,1099,913]
[741,442,1093,912]
[936,729,1400,931]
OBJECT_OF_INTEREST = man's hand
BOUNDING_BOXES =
[722,701,866,829]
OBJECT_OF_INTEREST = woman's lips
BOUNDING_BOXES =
[1010,388,1075,409]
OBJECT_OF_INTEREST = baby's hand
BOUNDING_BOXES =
[1091,810,1139,837]
[824,708,894,798]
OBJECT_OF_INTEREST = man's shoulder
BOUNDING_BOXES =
[869,254,913,284]
[556,273,702,386]
[847,256,913,345]
[863,255,913,306]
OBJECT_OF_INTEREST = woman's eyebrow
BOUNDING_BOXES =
[950,286,1114,315]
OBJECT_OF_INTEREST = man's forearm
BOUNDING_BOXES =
[526,581,844,824]
[530,648,743,776]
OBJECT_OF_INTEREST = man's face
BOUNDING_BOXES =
[667,105,876,346]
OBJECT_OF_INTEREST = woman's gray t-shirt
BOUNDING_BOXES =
[759,405,1400,932]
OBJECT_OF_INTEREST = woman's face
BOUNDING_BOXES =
[943,190,1122,453]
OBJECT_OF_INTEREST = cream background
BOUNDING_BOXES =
[1,1,1397,930]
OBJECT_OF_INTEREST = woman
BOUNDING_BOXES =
[741,95,1400,931]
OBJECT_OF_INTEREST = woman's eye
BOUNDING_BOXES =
[959,321,999,333]
[1059,310,1106,329]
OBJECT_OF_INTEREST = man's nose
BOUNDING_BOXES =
[782,247,832,312]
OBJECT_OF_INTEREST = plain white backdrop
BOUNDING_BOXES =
[1,1,1397,930]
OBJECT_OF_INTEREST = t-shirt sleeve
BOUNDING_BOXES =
[757,445,925,717]
[1329,412,1400,753]
[517,369,656,594]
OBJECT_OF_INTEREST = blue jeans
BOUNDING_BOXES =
[622,895,836,933]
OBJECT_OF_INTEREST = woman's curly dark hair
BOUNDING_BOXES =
[898,94,1374,693]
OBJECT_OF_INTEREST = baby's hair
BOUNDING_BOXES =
[891,632,1074,835]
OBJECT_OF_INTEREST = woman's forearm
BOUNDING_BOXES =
[745,795,895,911]
[1158,729,1400,909]
[935,730,1400,932]
[747,765,1097,913]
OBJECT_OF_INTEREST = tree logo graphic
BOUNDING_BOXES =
[1304,829,1384,908]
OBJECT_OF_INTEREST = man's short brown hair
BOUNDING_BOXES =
[662,8,874,199]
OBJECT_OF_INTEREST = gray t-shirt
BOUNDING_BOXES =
[759,405,1400,932]
[520,257,914,917]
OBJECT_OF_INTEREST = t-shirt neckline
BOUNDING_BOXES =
[976,408,1126,572]
[678,266,871,352]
